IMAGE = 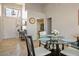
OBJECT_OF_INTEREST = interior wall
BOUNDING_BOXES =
[1,3,79,41]
[0,4,2,39]
[27,11,45,40]
[0,3,45,40]
[25,3,43,13]
[1,3,22,39]
[0,17,3,39]
[0,17,1,39]
[25,3,46,40]
[44,3,79,41]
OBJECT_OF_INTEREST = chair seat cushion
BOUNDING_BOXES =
[61,47,79,56]
[35,47,51,56]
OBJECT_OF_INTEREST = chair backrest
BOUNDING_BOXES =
[25,35,35,56]
[40,31,47,36]
[40,31,47,38]
[17,29,27,37]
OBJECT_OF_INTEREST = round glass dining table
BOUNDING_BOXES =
[44,35,70,55]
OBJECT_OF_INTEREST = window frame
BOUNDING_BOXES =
[5,8,21,18]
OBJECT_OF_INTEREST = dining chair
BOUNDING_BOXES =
[25,35,51,56]
[39,31,50,48]
[60,47,79,56]
[17,29,27,40]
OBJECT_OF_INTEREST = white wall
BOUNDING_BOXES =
[0,3,45,40]
[44,3,79,41]
[1,4,22,39]
[1,3,79,41]
[0,17,3,39]
[0,16,1,38]
[25,3,45,40]
[25,3,43,13]
[0,4,2,39]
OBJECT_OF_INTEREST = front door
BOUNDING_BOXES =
[3,18,20,39]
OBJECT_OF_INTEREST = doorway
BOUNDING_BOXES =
[37,19,44,39]
[46,17,52,34]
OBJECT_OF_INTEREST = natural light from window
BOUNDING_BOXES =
[5,8,21,17]
[22,4,27,30]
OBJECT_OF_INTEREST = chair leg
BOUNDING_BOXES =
[39,40,41,47]
[44,44,48,48]
[62,44,64,50]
